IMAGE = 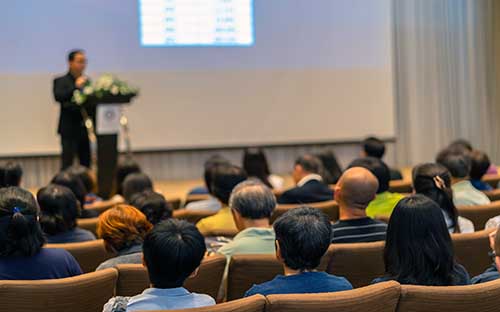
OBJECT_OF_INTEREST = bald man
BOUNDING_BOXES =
[331,167,388,244]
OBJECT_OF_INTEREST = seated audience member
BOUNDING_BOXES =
[130,190,172,225]
[0,187,82,279]
[217,180,276,257]
[361,137,403,180]
[438,139,498,175]
[188,155,230,196]
[185,155,231,212]
[243,148,284,190]
[96,205,153,270]
[277,155,333,204]
[122,172,154,203]
[51,171,98,218]
[196,164,247,235]
[413,163,474,233]
[331,167,387,243]
[103,219,215,312]
[372,195,470,286]
[67,165,101,205]
[3,162,23,187]
[472,229,500,284]
[37,184,96,243]
[438,153,490,206]
[348,157,404,218]
[245,207,352,296]
[112,157,142,202]
[470,150,494,191]
[316,150,343,185]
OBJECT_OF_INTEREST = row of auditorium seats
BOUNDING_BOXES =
[3,269,500,312]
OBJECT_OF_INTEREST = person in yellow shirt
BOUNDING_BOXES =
[347,157,404,218]
[196,164,247,236]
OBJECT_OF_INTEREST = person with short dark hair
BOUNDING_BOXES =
[472,229,500,284]
[129,190,172,225]
[122,173,154,203]
[0,187,82,279]
[412,163,474,233]
[103,219,215,312]
[470,150,494,191]
[361,137,403,180]
[96,205,153,270]
[438,153,490,206]
[51,170,98,218]
[244,207,352,296]
[347,157,404,218]
[217,180,276,257]
[196,164,247,235]
[113,157,142,200]
[331,168,387,243]
[278,155,333,204]
[67,165,101,204]
[37,184,96,243]
[53,49,92,169]
[3,162,23,187]
[243,148,284,190]
[187,155,230,196]
[372,195,470,286]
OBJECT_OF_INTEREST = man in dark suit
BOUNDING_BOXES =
[53,50,91,169]
[278,154,334,204]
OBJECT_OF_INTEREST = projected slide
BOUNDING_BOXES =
[139,0,254,46]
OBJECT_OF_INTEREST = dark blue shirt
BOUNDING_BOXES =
[0,248,82,280]
[46,227,96,244]
[372,263,471,286]
[244,271,352,297]
[471,179,493,191]
[472,264,500,284]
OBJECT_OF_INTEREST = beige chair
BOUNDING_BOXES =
[173,209,217,224]
[83,201,115,215]
[227,248,333,300]
[0,268,118,312]
[483,189,500,202]
[388,180,412,194]
[457,201,500,230]
[452,229,494,277]
[76,217,99,236]
[115,255,226,300]
[185,194,212,206]
[45,239,115,273]
[271,200,339,223]
[397,278,500,312]
[483,174,500,189]
[327,241,386,288]
[167,295,267,312]
[265,281,401,312]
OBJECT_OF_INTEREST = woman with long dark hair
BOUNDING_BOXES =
[373,195,470,286]
[412,163,474,233]
[243,148,283,190]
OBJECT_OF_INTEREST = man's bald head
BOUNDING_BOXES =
[335,167,379,210]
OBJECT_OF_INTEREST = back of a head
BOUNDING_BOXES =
[203,155,231,192]
[211,164,247,205]
[67,165,95,194]
[449,139,473,152]
[274,207,331,271]
[0,187,45,257]
[97,204,153,252]
[229,180,276,220]
[348,157,390,194]
[115,158,141,195]
[37,184,80,235]
[295,154,323,175]
[129,190,172,225]
[51,171,87,205]
[362,137,386,159]
[243,148,273,188]
[3,162,23,187]
[122,173,154,203]
[385,195,456,286]
[143,219,206,288]
[469,150,491,181]
[316,150,343,185]
[337,167,378,210]
[437,153,471,179]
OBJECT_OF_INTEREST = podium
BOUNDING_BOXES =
[85,94,135,199]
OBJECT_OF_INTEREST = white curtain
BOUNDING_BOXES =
[393,0,500,166]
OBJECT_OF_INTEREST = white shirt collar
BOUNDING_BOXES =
[297,174,323,187]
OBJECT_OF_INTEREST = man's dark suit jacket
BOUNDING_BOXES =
[277,180,334,204]
[53,72,89,138]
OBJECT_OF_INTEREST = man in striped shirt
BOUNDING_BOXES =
[331,167,388,244]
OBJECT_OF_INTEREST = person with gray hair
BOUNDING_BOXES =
[217,180,277,258]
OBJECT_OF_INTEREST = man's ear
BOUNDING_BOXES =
[142,254,146,268]
[275,240,283,263]
[189,267,200,279]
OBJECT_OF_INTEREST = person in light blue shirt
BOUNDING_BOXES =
[244,207,352,297]
[103,219,215,312]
